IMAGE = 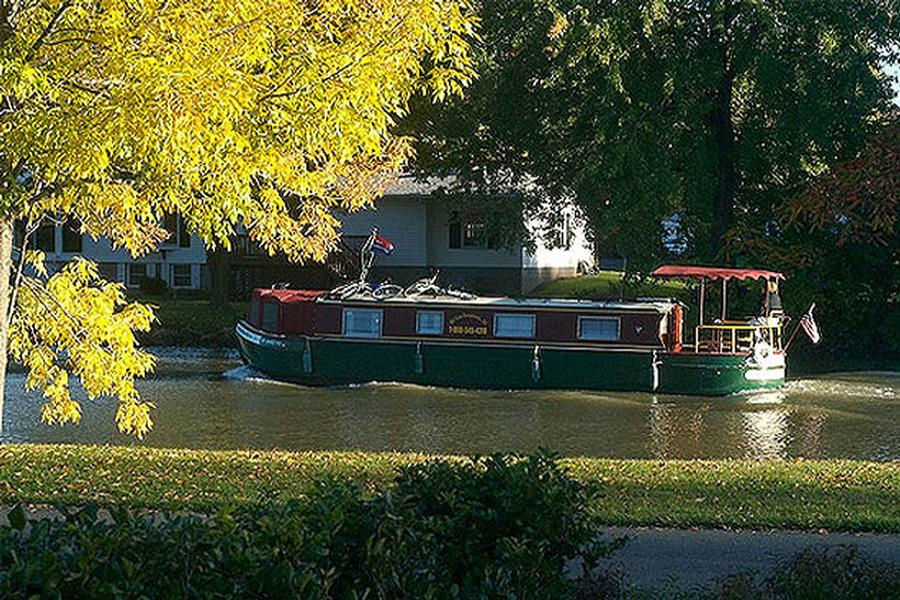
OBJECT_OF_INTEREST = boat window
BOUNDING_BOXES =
[494,313,535,338]
[343,308,383,338]
[249,296,261,326]
[416,311,444,335]
[262,302,280,331]
[578,316,620,341]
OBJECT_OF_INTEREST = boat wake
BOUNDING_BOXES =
[783,375,898,401]
[221,365,293,386]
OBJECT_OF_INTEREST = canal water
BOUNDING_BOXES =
[1,348,898,460]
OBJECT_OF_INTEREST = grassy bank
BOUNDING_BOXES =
[135,298,248,347]
[534,271,688,300]
[2,445,898,533]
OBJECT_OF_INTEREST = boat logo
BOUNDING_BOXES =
[448,313,489,337]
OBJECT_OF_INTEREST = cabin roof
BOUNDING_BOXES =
[319,293,677,313]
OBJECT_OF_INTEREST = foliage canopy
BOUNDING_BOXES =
[0,0,476,434]
[402,0,899,266]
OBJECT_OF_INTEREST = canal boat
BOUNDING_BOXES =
[236,263,788,395]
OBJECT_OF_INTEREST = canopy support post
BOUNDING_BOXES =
[699,278,705,326]
[721,279,727,322]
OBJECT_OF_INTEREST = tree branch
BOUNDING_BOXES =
[260,15,407,103]
[7,216,38,326]
[26,0,72,61]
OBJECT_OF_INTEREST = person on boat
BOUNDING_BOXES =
[764,279,783,318]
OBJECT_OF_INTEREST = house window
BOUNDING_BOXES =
[449,215,488,249]
[262,302,280,331]
[98,262,119,282]
[342,308,382,338]
[62,221,82,253]
[449,221,462,249]
[416,311,444,335]
[463,222,486,247]
[578,317,620,341]
[33,223,56,253]
[162,214,191,248]
[494,313,535,338]
[556,212,573,250]
[127,264,147,287]
[171,264,192,288]
[178,218,190,248]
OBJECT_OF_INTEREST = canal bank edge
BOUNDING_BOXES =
[1,445,898,533]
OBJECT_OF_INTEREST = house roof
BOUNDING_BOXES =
[383,174,456,196]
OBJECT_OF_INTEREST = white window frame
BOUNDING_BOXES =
[127,263,147,288]
[342,308,383,339]
[493,313,536,339]
[416,311,444,335]
[577,316,621,341]
[171,264,193,288]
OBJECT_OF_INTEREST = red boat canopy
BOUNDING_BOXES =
[652,265,784,281]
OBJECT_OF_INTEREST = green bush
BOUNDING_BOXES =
[762,545,900,600]
[610,546,900,600]
[139,275,168,296]
[0,452,617,599]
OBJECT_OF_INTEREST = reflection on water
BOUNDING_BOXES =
[1,348,898,460]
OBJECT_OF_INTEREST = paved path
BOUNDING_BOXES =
[597,526,900,589]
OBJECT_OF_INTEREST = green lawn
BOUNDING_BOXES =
[133,297,248,347]
[534,270,689,300]
[2,445,898,533]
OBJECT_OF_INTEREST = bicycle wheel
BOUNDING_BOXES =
[372,284,403,300]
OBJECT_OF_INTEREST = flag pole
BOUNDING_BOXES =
[784,302,815,352]
[784,320,803,352]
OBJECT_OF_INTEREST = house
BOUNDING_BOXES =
[333,176,594,294]
[30,214,205,292]
[34,176,594,296]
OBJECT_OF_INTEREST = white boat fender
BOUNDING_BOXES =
[531,345,542,382]
[415,342,424,375]
[651,349,661,391]
[302,338,313,374]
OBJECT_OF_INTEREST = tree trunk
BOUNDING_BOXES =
[207,245,232,309]
[710,2,736,261]
[0,219,13,433]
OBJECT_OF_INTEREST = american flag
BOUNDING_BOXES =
[372,233,394,255]
[800,303,821,344]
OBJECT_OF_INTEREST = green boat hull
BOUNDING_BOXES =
[236,322,784,396]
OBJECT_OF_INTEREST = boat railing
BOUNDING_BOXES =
[694,322,782,354]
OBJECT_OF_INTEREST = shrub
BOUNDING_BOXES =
[676,546,900,600]
[0,452,617,599]
[762,545,900,600]
[139,275,168,296]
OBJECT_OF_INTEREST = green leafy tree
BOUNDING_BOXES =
[0,0,475,435]
[734,119,900,357]
[402,0,899,267]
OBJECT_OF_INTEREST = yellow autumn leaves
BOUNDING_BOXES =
[1,0,477,435]
[9,256,157,436]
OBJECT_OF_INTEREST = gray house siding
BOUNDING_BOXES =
[38,223,206,291]
[33,177,593,296]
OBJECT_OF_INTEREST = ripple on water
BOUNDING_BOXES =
[784,374,898,401]
[2,354,899,460]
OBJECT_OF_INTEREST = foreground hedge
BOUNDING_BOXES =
[1,453,617,599]
[1,446,899,532]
